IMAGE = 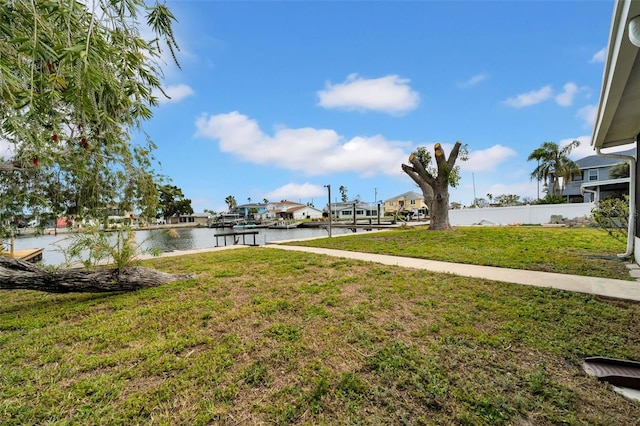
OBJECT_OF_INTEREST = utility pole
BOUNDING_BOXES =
[537,159,540,200]
[324,184,332,237]
[472,172,477,206]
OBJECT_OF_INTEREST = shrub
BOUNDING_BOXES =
[591,196,630,243]
[535,194,567,205]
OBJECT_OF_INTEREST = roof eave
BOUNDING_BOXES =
[592,0,640,150]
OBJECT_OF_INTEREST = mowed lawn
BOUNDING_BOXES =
[1,227,639,424]
[290,225,633,279]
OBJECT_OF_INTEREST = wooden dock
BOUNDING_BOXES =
[214,231,260,247]
[1,248,44,262]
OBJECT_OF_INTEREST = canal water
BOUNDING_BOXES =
[9,226,358,265]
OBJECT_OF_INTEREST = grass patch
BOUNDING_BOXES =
[1,242,639,424]
[289,226,632,279]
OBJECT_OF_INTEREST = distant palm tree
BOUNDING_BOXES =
[528,141,580,196]
[339,185,348,202]
[263,198,269,205]
[225,195,237,211]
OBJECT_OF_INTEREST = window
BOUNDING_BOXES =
[588,169,598,181]
[389,201,394,206]
[356,210,364,215]
[410,199,416,205]
[342,210,352,216]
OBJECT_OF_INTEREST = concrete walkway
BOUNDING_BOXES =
[145,241,640,303]
[266,244,640,302]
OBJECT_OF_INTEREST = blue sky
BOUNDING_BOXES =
[140,0,616,213]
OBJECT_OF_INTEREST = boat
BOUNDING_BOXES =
[268,220,300,229]
[233,221,257,229]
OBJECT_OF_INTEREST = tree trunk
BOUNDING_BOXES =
[0,256,194,293]
[430,180,451,230]
[401,141,463,231]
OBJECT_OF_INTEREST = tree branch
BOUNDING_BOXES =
[0,256,194,293]
[401,163,434,208]
[0,161,23,171]
[447,141,463,169]
[407,155,436,188]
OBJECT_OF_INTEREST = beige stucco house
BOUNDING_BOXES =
[384,191,428,217]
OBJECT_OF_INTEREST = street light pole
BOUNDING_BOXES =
[324,184,332,237]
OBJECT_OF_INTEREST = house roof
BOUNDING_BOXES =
[172,212,210,218]
[576,148,636,168]
[268,200,304,207]
[591,0,640,149]
[385,191,423,202]
[290,205,322,213]
[236,203,266,208]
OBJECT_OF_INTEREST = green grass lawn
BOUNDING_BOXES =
[290,225,633,279]
[1,227,639,424]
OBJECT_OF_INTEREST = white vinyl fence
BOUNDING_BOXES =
[448,203,596,226]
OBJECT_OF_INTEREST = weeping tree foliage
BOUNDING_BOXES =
[0,0,179,234]
[0,0,189,292]
[401,142,467,230]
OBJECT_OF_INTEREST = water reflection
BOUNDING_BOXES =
[10,226,354,265]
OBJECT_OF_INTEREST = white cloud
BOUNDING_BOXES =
[264,182,326,202]
[503,85,553,108]
[194,111,411,177]
[457,73,488,88]
[463,145,518,172]
[317,73,419,115]
[153,84,195,105]
[577,104,597,128]
[590,47,606,63]
[561,135,595,159]
[555,82,579,107]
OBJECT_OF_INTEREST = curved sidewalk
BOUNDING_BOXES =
[268,244,640,302]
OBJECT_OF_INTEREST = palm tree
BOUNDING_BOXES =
[225,195,237,211]
[339,185,348,202]
[528,141,581,197]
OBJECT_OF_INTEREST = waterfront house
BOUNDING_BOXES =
[167,212,211,225]
[290,205,324,220]
[263,200,307,220]
[232,203,268,220]
[563,148,634,203]
[327,201,380,220]
[384,191,428,217]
